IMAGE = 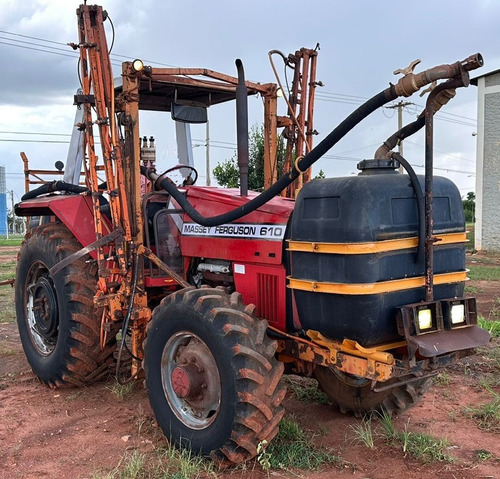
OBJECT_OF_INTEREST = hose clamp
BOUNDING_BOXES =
[294,156,306,174]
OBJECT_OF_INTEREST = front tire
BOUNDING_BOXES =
[15,223,115,387]
[144,287,286,463]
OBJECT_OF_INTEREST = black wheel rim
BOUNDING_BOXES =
[26,262,59,355]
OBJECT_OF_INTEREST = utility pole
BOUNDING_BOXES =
[205,120,211,186]
[386,101,413,171]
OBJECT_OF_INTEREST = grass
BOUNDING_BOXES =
[398,426,453,463]
[107,380,136,401]
[465,284,483,294]
[92,444,215,479]
[0,245,18,323]
[283,375,330,405]
[433,371,452,387]
[0,237,23,247]
[479,344,500,369]
[475,449,493,461]
[0,344,17,356]
[350,416,374,448]
[0,282,16,323]
[464,389,500,433]
[467,265,500,281]
[479,316,500,337]
[0,260,17,282]
[466,223,475,252]
[265,416,342,470]
[372,411,454,463]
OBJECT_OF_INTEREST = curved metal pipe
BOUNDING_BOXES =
[375,85,459,160]
[235,59,249,197]
[424,76,468,301]
[395,53,482,97]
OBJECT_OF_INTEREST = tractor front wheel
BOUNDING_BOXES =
[314,366,432,417]
[144,287,286,463]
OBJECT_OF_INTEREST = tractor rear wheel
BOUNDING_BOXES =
[314,366,432,417]
[15,223,115,387]
[143,287,286,464]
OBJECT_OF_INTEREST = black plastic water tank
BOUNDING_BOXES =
[289,161,466,346]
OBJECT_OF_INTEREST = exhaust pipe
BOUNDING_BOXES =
[235,59,249,196]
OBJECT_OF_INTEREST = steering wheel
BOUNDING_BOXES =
[156,165,198,188]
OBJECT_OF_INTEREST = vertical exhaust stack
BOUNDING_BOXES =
[235,59,249,196]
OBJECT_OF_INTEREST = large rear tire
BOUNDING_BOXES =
[314,366,432,417]
[15,223,115,387]
[144,287,286,464]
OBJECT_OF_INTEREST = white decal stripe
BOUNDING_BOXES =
[182,223,286,240]
[171,213,183,233]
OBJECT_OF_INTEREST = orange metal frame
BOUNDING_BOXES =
[72,4,321,376]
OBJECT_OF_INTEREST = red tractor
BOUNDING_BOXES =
[14,4,489,463]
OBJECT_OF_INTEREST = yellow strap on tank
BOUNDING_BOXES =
[287,232,467,255]
[287,270,467,295]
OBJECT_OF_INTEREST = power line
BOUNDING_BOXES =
[0,130,71,137]
[0,139,71,144]
[406,141,476,164]
[0,29,176,68]
[0,29,479,127]
[0,40,81,61]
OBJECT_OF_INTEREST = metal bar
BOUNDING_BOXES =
[423,76,467,302]
[373,372,437,392]
[49,227,124,277]
[147,68,272,93]
[139,246,190,288]
[263,92,278,189]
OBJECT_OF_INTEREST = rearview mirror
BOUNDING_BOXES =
[171,102,208,124]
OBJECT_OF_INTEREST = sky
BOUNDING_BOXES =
[1,0,499,207]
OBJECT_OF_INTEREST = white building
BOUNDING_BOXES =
[472,70,500,251]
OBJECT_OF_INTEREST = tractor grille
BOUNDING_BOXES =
[257,273,279,323]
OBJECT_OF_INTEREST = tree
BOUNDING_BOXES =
[314,169,326,179]
[212,125,286,191]
[462,191,475,223]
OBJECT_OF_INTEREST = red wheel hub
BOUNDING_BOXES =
[171,363,204,399]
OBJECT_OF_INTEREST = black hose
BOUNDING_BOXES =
[376,116,426,158]
[21,181,88,201]
[116,248,140,384]
[391,152,425,264]
[143,87,397,227]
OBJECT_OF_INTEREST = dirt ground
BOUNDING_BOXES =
[1,248,499,479]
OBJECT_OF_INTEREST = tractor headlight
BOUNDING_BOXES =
[450,303,465,325]
[132,59,144,72]
[417,308,433,330]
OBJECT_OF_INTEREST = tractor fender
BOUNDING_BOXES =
[15,195,109,259]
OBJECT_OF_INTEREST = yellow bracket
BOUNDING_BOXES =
[306,330,398,365]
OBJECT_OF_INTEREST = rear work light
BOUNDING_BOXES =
[451,303,466,324]
[441,298,477,329]
[417,308,433,331]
